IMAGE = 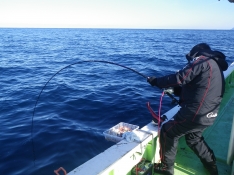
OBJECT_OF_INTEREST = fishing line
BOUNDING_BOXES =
[31,60,148,164]
[30,59,178,166]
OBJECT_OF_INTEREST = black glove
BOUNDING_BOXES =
[147,76,158,86]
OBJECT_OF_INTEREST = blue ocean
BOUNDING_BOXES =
[0,28,233,175]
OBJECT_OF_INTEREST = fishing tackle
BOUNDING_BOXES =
[32,60,148,123]
[31,60,178,164]
[31,60,148,164]
[163,88,179,105]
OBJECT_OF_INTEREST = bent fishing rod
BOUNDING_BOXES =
[31,60,179,163]
[31,60,148,164]
[32,60,147,118]
[32,60,147,117]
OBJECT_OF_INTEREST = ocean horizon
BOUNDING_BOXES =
[0,28,233,175]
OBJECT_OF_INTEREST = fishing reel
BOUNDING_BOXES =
[164,87,174,94]
[163,87,179,105]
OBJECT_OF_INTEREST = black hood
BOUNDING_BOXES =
[186,50,228,71]
[198,50,228,71]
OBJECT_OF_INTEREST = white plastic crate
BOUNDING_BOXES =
[103,122,139,142]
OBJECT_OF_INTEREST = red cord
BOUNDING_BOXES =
[158,91,165,161]
[147,91,165,162]
[158,91,165,127]
[54,167,67,175]
[147,102,160,121]
[147,91,165,127]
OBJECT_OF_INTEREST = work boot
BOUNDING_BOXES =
[154,163,174,175]
[200,152,218,175]
[202,161,218,175]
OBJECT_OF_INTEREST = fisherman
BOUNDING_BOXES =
[147,43,228,175]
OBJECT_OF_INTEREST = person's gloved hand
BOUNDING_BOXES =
[147,76,158,86]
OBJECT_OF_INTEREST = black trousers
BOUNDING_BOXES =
[159,115,215,167]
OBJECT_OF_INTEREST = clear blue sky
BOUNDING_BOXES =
[0,0,233,29]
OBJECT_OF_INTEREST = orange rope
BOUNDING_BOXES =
[54,167,67,175]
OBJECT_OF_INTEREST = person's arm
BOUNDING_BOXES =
[156,59,204,88]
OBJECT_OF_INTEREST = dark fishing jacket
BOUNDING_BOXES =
[156,50,228,125]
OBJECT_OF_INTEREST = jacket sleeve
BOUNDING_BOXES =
[156,59,204,88]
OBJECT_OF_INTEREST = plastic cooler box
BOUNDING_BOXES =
[103,122,139,142]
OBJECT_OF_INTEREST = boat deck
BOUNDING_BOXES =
[172,93,234,174]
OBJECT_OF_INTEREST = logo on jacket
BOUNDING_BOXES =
[206,112,217,118]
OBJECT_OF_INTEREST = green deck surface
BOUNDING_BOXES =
[154,71,234,175]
